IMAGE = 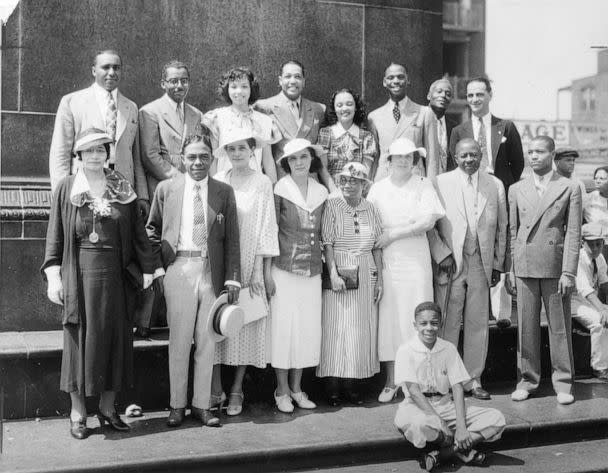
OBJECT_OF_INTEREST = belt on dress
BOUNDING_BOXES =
[176,250,205,258]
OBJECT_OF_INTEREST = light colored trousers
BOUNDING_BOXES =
[574,306,608,371]
[436,250,489,389]
[164,256,215,409]
[516,277,574,394]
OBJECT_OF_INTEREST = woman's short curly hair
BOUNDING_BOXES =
[280,148,323,175]
[323,88,368,129]
[218,67,260,105]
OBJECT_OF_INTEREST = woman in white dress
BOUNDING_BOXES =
[203,67,279,183]
[367,138,445,403]
[210,129,279,416]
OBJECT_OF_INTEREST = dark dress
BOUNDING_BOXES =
[42,171,155,396]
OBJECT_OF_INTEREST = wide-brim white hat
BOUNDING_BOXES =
[207,292,245,342]
[73,128,113,153]
[214,128,266,159]
[387,138,426,159]
[277,138,325,163]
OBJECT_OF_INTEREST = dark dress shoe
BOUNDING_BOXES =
[327,394,341,407]
[191,407,221,427]
[496,318,511,329]
[344,390,364,405]
[70,418,90,440]
[167,408,185,427]
[470,387,491,400]
[98,411,130,431]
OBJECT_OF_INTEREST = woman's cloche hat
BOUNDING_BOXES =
[387,137,426,159]
[278,138,325,163]
[207,292,245,342]
[73,127,114,153]
[337,162,371,183]
[214,128,267,159]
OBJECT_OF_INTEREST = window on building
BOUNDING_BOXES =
[581,86,596,112]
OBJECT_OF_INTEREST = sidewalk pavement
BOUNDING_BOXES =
[2,379,608,473]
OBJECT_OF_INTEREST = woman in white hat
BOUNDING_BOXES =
[269,138,328,412]
[210,129,279,416]
[203,66,280,183]
[41,128,156,439]
[316,162,384,405]
[367,137,445,403]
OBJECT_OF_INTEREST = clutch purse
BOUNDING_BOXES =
[237,288,268,325]
[322,265,359,290]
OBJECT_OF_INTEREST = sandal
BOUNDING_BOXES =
[455,449,486,466]
[422,449,440,471]
[227,392,244,416]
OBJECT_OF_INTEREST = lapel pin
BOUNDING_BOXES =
[217,213,224,224]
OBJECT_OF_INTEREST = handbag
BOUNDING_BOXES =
[237,288,268,325]
[322,265,359,290]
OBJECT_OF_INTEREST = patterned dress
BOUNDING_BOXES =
[316,196,383,379]
[213,170,279,367]
[317,124,378,185]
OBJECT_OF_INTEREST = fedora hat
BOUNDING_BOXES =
[207,292,245,342]
[337,162,371,183]
[387,138,426,159]
[277,138,325,163]
[74,127,113,153]
[214,128,267,159]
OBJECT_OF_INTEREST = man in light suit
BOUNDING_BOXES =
[433,139,508,400]
[147,133,241,427]
[139,60,204,198]
[368,63,441,182]
[507,135,582,405]
[254,60,330,185]
[449,77,524,193]
[427,78,459,172]
[49,50,149,214]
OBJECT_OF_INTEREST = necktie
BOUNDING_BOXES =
[477,117,489,170]
[437,118,447,170]
[536,175,545,197]
[192,183,207,249]
[176,103,184,126]
[290,100,300,122]
[106,92,117,140]
[464,175,478,236]
[392,102,401,123]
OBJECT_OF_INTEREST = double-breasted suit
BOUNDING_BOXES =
[49,85,148,200]
[146,173,240,410]
[433,169,508,386]
[138,95,203,197]
[508,172,582,394]
[449,116,524,192]
[368,97,441,181]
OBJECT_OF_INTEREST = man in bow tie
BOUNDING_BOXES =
[49,50,149,215]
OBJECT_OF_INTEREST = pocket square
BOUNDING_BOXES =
[216,213,224,224]
[501,136,507,144]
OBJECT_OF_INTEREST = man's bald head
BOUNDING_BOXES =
[455,138,482,175]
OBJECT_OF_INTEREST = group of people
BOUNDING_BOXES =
[42,49,608,470]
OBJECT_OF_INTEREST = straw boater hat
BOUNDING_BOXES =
[337,162,371,183]
[73,127,113,154]
[581,223,605,241]
[207,292,245,342]
[277,138,325,163]
[214,128,267,159]
[387,137,426,159]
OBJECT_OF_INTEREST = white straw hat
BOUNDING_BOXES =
[387,138,426,158]
[277,138,325,163]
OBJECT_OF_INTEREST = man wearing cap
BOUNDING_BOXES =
[368,63,441,182]
[49,49,149,215]
[507,135,582,405]
[449,77,524,193]
[427,78,458,172]
[554,146,587,196]
[432,138,508,400]
[572,223,608,381]
[146,133,241,427]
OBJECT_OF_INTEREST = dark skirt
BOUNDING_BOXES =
[60,247,133,396]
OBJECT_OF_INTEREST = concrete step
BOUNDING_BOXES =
[1,381,607,473]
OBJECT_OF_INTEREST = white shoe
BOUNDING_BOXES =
[378,386,399,403]
[511,389,530,401]
[274,390,294,413]
[291,391,316,409]
[556,392,574,405]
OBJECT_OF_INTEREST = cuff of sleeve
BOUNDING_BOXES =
[581,288,595,299]
[562,272,576,278]
[153,268,165,279]
[225,280,241,288]
[44,265,61,279]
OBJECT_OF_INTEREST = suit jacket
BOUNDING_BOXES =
[139,95,203,197]
[368,97,441,181]
[432,170,508,285]
[254,92,325,159]
[508,173,582,279]
[146,173,241,296]
[449,115,524,191]
[443,114,459,171]
[49,85,147,200]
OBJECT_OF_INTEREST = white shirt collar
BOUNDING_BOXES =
[332,122,360,139]
[92,82,118,102]
[457,168,479,187]
[533,170,553,186]
[281,92,301,108]
[163,93,184,112]
[185,172,208,190]
[409,335,449,354]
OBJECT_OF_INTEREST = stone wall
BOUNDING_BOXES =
[0,0,442,330]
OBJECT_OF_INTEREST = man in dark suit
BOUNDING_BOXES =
[449,77,524,192]
[147,133,241,427]
[506,135,582,405]
[427,78,458,172]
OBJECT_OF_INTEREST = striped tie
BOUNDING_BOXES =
[106,92,117,140]
[192,183,207,249]
[477,117,489,170]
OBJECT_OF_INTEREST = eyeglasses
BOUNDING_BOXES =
[165,78,190,86]
[353,212,360,234]
[339,177,363,186]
